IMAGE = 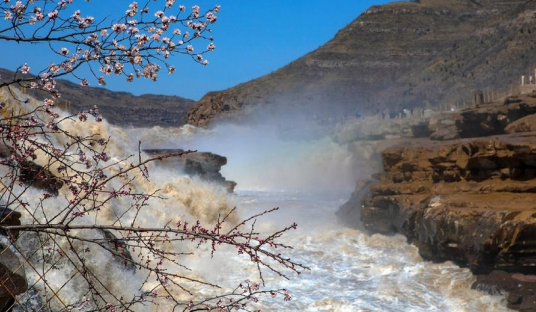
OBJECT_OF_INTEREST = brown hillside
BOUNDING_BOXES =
[188,0,536,126]
[0,68,195,127]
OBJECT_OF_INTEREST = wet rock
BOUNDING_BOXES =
[18,161,64,195]
[0,207,21,240]
[143,149,237,192]
[99,229,135,271]
[474,271,536,311]
[0,244,28,306]
[336,180,374,227]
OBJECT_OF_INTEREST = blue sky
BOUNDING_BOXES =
[0,0,398,100]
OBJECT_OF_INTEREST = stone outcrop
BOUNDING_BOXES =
[0,244,27,311]
[505,114,536,134]
[429,93,536,140]
[143,149,237,192]
[18,161,64,195]
[340,137,536,310]
[188,0,536,126]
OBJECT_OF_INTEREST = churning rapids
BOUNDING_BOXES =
[4,88,511,312]
[132,123,512,312]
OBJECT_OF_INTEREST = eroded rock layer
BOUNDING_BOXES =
[348,138,536,310]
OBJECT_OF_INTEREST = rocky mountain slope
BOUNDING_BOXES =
[187,0,536,126]
[0,68,195,127]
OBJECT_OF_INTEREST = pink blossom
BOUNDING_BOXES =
[165,0,175,9]
[111,23,127,34]
[192,5,200,17]
[78,112,88,121]
[47,10,59,20]
[127,2,138,17]
[21,63,30,74]
[44,98,55,108]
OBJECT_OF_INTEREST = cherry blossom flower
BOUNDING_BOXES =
[111,23,127,34]
[192,5,200,17]
[21,63,30,74]
[47,10,58,20]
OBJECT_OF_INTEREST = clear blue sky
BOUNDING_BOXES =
[0,0,398,100]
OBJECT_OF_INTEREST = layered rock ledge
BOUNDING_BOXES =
[339,137,536,310]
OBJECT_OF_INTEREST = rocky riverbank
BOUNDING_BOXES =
[337,93,536,310]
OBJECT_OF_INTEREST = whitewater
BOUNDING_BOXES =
[129,123,511,312]
[2,88,511,311]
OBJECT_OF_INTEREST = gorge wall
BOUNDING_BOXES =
[336,93,536,310]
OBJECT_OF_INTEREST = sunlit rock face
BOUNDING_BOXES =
[341,138,536,310]
[188,0,536,127]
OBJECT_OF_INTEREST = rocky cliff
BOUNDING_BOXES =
[352,138,536,310]
[188,0,536,126]
[335,95,536,310]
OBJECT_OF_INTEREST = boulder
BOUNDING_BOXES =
[143,149,237,192]
[505,114,536,134]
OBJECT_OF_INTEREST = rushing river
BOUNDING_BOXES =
[222,190,511,312]
[131,123,512,312]
[4,91,512,312]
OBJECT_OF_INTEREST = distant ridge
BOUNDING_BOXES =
[187,0,536,126]
[0,68,195,127]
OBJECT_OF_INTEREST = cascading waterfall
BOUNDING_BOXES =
[1,88,512,311]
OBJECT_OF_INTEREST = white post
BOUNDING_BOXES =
[522,75,526,86]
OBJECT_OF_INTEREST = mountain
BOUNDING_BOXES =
[187,0,536,126]
[0,68,195,127]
